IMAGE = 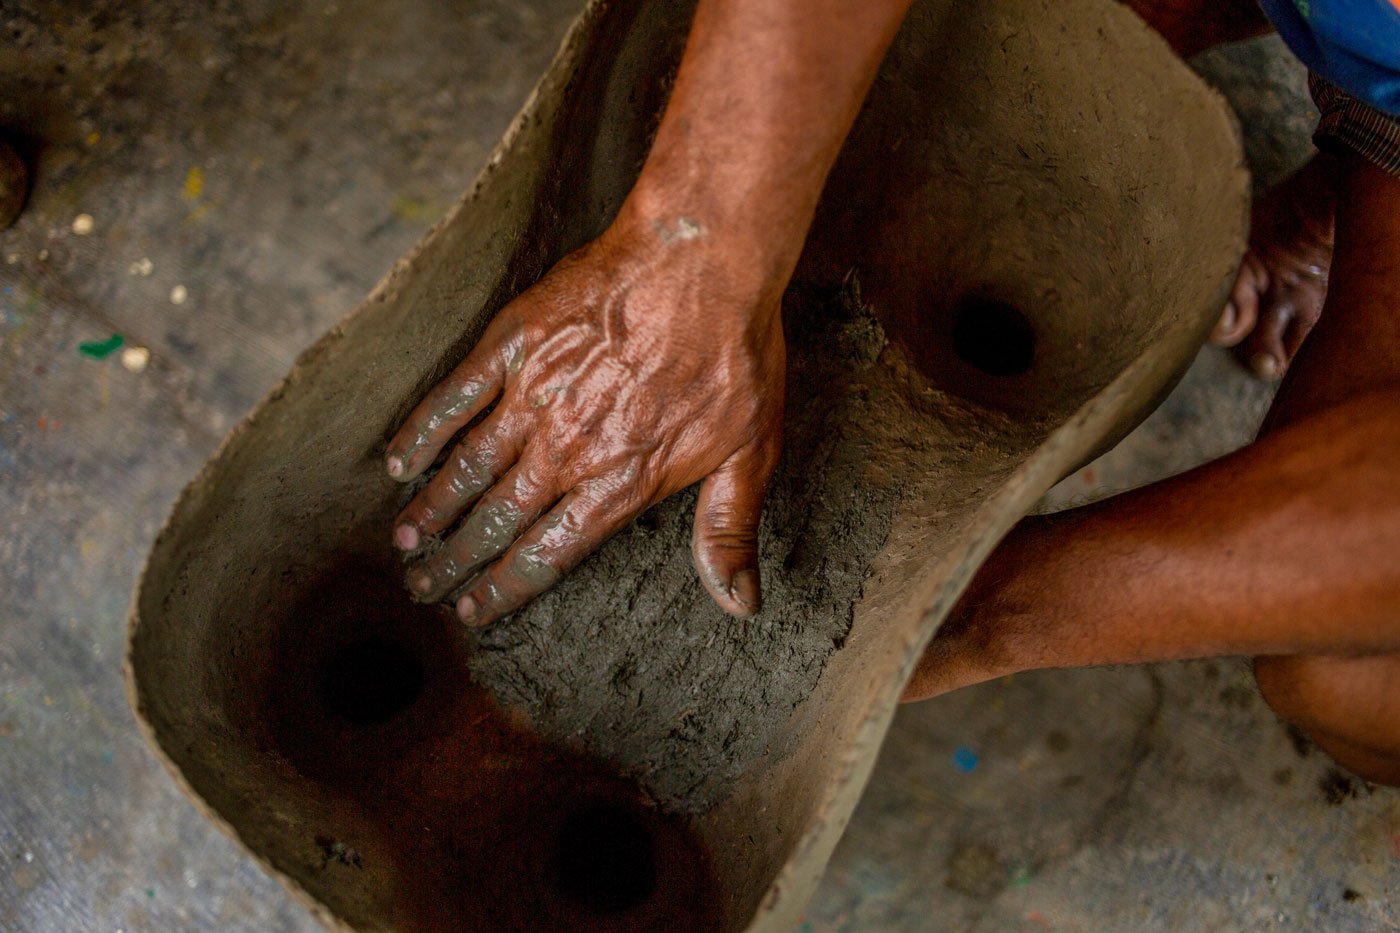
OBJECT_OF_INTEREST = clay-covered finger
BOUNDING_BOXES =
[404,457,558,602]
[691,441,779,616]
[393,407,524,549]
[455,490,631,627]
[385,328,523,482]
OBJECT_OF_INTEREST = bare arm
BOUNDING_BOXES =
[385,0,914,625]
[907,153,1400,700]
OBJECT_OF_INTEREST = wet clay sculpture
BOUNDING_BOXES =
[127,0,1247,929]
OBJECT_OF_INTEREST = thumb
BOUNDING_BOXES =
[692,442,778,616]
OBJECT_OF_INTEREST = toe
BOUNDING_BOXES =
[1245,299,1293,380]
[1212,255,1265,348]
[1212,300,1251,346]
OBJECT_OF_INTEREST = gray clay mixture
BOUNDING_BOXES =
[454,279,1018,812]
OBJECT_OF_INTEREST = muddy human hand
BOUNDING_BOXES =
[385,209,785,626]
[386,0,920,624]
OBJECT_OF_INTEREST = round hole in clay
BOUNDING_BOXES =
[951,294,1035,376]
[320,637,426,726]
[553,802,658,913]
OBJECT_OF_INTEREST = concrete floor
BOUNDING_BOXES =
[1,2,1396,930]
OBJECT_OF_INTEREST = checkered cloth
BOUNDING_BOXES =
[1311,72,1400,175]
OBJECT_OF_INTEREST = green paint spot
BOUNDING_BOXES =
[145,888,155,898]
[78,333,124,359]
[1010,866,1032,887]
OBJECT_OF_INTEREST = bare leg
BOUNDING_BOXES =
[1255,654,1400,784]
[906,154,1400,784]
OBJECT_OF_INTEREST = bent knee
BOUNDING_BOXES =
[1254,654,1400,786]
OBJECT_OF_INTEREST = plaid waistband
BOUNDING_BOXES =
[1310,72,1400,175]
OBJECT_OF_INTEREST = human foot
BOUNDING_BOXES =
[1212,155,1339,380]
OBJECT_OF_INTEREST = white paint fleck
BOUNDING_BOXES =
[128,257,154,277]
[673,216,703,240]
[653,215,706,244]
[169,284,188,305]
[71,213,95,236]
[120,346,150,373]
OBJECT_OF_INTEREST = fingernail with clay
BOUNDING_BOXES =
[410,570,433,595]
[386,455,405,479]
[1250,352,1280,380]
[729,569,761,615]
[456,594,480,625]
[394,523,420,551]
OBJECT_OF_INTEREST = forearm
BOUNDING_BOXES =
[949,389,1400,676]
[918,154,1400,692]
[619,0,913,298]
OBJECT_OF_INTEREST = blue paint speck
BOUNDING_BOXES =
[101,750,114,766]
[952,745,980,773]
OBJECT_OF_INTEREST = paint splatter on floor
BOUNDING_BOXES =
[181,166,204,201]
[78,333,124,359]
[120,346,150,372]
[952,745,980,773]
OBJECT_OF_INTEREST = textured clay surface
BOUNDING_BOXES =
[462,281,1003,811]
[126,0,1246,928]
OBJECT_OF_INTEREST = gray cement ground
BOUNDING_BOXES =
[0,2,1395,930]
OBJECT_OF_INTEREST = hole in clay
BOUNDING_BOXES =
[553,802,658,913]
[951,294,1035,376]
[321,637,426,726]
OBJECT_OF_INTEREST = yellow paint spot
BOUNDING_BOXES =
[182,165,205,201]
[186,201,214,222]
[43,695,54,707]
[390,196,432,221]
[85,131,101,147]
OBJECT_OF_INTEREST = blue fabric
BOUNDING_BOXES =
[1258,0,1400,114]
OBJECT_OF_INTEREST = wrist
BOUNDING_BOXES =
[601,185,792,336]
[615,165,807,299]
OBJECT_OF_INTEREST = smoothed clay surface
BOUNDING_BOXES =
[127,0,1247,928]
